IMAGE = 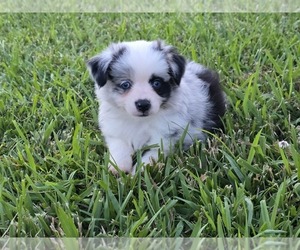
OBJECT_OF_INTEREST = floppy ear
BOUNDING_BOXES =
[166,47,186,85]
[154,40,186,85]
[86,55,108,87]
[86,43,126,87]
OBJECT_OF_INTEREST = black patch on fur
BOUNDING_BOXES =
[197,69,219,85]
[149,74,172,99]
[168,51,186,86]
[87,57,108,87]
[197,69,226,131]
[87,46,127,87]
[152,40,186,86]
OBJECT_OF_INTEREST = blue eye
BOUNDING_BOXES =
[119,80,132,90]
[151,79,162,89]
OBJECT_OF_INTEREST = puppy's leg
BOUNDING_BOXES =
[106,138,133,174]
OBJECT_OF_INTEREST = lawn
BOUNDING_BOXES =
[0,13,299,237]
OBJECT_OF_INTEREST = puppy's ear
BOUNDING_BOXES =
[167,48,186,86]
[154,40,186,85]
[86,44,127,87]
[86,55,108,87]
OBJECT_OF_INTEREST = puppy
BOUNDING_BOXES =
[87,40,226,174]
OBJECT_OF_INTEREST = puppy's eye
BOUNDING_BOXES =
[151,79,162,89]
[119,80,132,90]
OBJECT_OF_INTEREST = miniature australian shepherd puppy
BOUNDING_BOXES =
[87,40,226,174]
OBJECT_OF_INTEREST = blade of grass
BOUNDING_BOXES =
[57,206,79,237]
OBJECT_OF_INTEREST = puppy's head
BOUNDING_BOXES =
[87,40,186,117]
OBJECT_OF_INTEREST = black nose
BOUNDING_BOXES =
[135,99,151,112]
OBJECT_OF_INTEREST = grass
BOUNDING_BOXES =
[0,13,299,237]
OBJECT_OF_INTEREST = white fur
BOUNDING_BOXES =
[88,40,223,174]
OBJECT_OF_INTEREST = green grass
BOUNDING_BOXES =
[0,13,300,237]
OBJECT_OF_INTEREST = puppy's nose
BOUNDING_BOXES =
[135,99,151,112]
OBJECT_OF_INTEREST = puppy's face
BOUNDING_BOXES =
[87,40,186,117]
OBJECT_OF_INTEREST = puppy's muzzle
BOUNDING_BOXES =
[135,99,151,114]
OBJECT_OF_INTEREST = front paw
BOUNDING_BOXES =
[105,138,134,175]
